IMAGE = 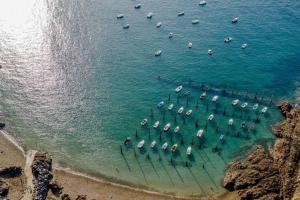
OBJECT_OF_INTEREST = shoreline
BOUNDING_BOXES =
[0,129,236,200]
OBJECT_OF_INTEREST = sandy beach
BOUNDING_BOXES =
[0,130,239,200]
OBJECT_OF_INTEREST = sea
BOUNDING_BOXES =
[0,0,299,196]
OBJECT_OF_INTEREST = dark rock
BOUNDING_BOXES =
[0,123,5,129]
[0,178,9,197]
[61,194,71,200]
[31,152,53,200]
[0,166,22,178]
[49,182,63,196]
[76,195,87,200]
[278,101,292,117]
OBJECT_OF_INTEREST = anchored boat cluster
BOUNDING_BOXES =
[116,1,247,56]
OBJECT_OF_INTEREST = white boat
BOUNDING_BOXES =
[208,114,214,121]
[241,43,248,49]
[168,104,174,111]
[200,92,207,99]
[156,22,162,28]
[178,107,184,114]
[199,1,207,6]
[224,37,232,43]
[117,14,124,19]
[186,109,193,116]
[174,126,180,133]
[150,140,156,148]
[253,103,259,110]
[208,49,213,55]
[228,118,234,126]
[232,99,239,106]
[175,85,183,93]
[212,95,219,102]
[162,142,168,150]
[261,106,268,113]
[141,118,148,126]
[123,24,130,29]
[197,129,204,138]
[155,50,162,56]
[157,101,164,108]
[134,4,141,9]
[163,123,171,132]
[186,146,192,156]
[219,134,224,142]
[192,19,200,24]
[188,42,193,48]
[241,102,248,109]
[232,17,239,23]
[171,144,178,152]
[178,12,185,16]
[153,121,160,128]
[169,32,174,39]
[137,140,145,148]
[147,12,153,19]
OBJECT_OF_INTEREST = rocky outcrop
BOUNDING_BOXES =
[31,152,53,200]
[0,166,22,178]
[0,123,5,129]
[0,178,9,197]
[61,194,71,200]
[224,101,300,200]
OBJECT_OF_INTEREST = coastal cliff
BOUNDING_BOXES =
[223,102,300,200]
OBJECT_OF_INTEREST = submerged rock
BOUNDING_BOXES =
[0,166,22,178]
[0,178,9,197]
[224,101,300,200]
[49,182,63,196]
[0,123,5,129]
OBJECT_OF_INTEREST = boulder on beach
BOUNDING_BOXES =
[0,166,22,178]
[0,178,9,197]
[0,123,5,129]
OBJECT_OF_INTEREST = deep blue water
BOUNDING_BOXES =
[0,0,299,195]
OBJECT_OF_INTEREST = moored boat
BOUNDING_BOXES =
[186,146,192,155]
[137,140,145,148]
[155,50,162,56]
[228,118,234,126]
[253,103,259,110]
[186,109,193,116]
[200,92,207,99]
[157,101,164,108]
[241,43,248,49]
[147,12,153,19]
[171,144,178,152]
[168,103,174,111]
[188,42,193,48]
[178,12,185,16]
[117,14,124,19]
[153,121,160,128]
[232,17,239,23]
[219,134,225,142]
[141,118,148,126]
[261,106,268,113]
[192,19,200,24]
[156,21,162,28]
[197,129,204,138]
[124,137,131,145]
[163,123,171,132]
[241,121,247,129]
[178,107,184,114]
[162,142,168,150]
[175,85,183,93]
[150,140,157,148]
[123,24,130,29]
[241,102,248,108]
[169,32,174,39]
[224,37,232,43]
[134,4,141,9]
[208,114,214,121]
[174,126,180,133]
[208,49,213,55]
[212,95,219,102]
[199,1,207,6]
[232,99,239,106]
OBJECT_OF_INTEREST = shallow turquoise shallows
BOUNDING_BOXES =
[0,0,300,195]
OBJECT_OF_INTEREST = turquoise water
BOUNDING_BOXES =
[0,0,299,195]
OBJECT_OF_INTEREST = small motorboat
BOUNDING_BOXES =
[169,32,174,39]
[232,99,239,106]
[232,17,239,23]
[241,121,247,129]
[186,109,193,116]
[147,12,153,19]
[188,42,193,48]
[157,101,164,108]
[156,22,162,28]
[241,102,248,109]
[199,1,207,6]
[253,103,259,110]
[186,146,192,156]
[168,104,174,111]
[224,37,232,43]
[184,91,191,96]
[123,24,130,29]
[162,142,168,150]
[241,43,248,49]
[208,114,214,121]
[174,126,180,133]
[178,107,184,114]
[192,19,200,24]
[153,121,160,128]
[200,92,207,99]
[178,12,185,16]
[124,137,131,145]
[137,140,145,148]
[212,95,219,102]
[171,144,178,152]
[117,14,124,19]
[261,106,268,113]
[134,4,141,9]
[155,50,162,56]
[197,129,204,138]
[141,118,148,126]
[163,123,171,132]
[175,85,183,93]
[228,118,234,126]
[208,49,213,55]
[219,134,225,142]
[150,140,157,148]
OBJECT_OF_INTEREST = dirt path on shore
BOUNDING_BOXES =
[21,150,37,200]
